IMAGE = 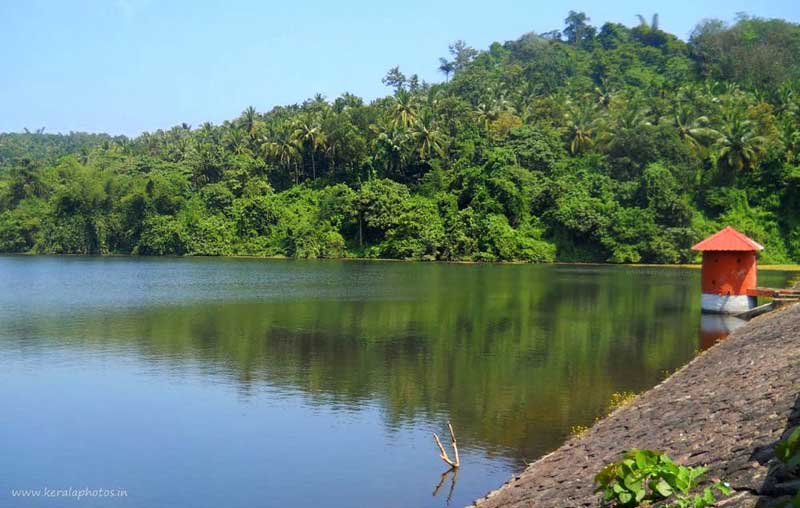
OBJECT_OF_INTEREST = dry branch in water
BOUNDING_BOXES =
[433,421,460,469]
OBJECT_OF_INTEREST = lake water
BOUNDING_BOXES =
[0,257,795,508]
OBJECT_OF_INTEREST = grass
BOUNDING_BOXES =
[760,264,800,271]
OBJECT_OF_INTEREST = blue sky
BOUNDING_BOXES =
[1,0,797,137]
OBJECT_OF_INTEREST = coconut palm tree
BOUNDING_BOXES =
[390,90,418,129]
[474,94,515,131]
[713,113,767,172]
[261,129,301,183]
[778,119,800,163]
[474,103,497,131]
[613,103,651,131]
[667,106,719,155]
[636,13,659,30]
[224,127,251,156]
[198,122,217,145]
[438,58,455,81]
[240,106,259,137]
[410,113,446,161]
[594,78,618,108]
[564,101,598,154]
[371,125,408,177]
[293,118,326,179]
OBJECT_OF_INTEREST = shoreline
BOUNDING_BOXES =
[0,252,798,271]
[473,299,800,508]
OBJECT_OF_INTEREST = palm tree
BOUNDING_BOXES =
[438,58,455,82]
[636,13,659,30]
[261,130,301,183]
[372,125,408,177]
[293,118,326,179]
[613,103,651,130]
[224,127,251,156]
[668,106,719,155]
[594,99,653,150]
[410,113,446,161]
[240,106,259,137]
[198,122,216,144]
[774,85,796,116]
[564,101,598,155]
[713,113,766,172]
[166,131,193,162]
[474,94,514,131]
[778,119,800,163]
[594,78,617,108]
[140,132,161,156]
[390,90,418,129]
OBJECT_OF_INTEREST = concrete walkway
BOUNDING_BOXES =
[474,303,800,508]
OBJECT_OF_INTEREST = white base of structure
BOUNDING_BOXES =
[701,293,757,314]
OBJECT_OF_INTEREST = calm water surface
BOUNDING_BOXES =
[0,257,795,508]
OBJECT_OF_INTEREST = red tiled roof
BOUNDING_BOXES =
[691,226,764,252]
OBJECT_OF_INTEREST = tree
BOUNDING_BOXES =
[563,11,595,48]
[690,16,800,90]
[713,112,767,173]
[293,117,326,180]
[389,89,418,129]
[239,106,261,139]
[262,129,301,183]
[372,126,408,179]
[778,119,800,163]
[667,106,718,155]
[636,14,659,30]
[447,40,477,72]
[1,11,799,263]
[382,66,407,91]
[410,113,446,161]
[438,58,455,81]
[563,100,598,154]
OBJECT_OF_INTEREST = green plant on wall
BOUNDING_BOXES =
[594,449,731,507]
[776,426,800,507]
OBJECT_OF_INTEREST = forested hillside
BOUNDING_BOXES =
[2,13,799,263]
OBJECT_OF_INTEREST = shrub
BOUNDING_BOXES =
[595,449,731,507]
[136,214,184,255]
[776,426,800,507]
[609,391,638,411]
[570,425,589,437]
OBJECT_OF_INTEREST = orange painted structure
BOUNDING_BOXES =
[691,226,764,314]
[699,250,757,296]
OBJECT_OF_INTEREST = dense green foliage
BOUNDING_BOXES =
[2,13,800,262]
[777,426,800,507]
[595,449,731,507]
[777,426,800,470]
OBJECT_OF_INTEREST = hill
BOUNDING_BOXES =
[1,12,799,263]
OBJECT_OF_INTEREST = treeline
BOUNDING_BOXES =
[1,13,799,263]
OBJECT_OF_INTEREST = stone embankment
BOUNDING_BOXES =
[474,301,800,508]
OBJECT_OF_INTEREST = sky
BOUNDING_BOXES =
[1,0,798,137]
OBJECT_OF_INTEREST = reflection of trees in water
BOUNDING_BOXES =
[9,266,792,463]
